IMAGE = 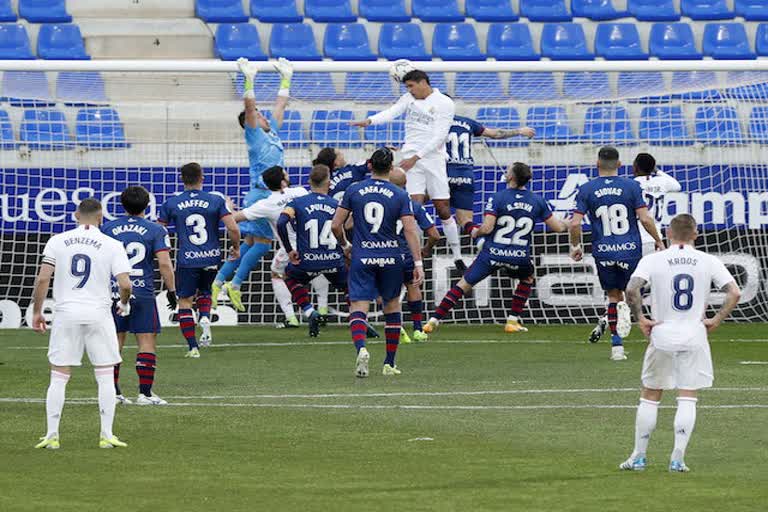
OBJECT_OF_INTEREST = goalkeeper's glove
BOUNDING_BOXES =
[237,57,258,99]
[273,57,293,97]
[166,289,178,311]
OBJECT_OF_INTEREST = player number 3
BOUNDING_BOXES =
[186,213,208,245]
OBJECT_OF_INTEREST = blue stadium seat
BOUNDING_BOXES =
[432,23,484,61]
[270,23,322,61]
[670,70,721,101]
[0,1,17,22]
[617,71,665,99]
[703,23,756,59]
[305,0,356,22]
[262,110,306,148]
[758,24,768,56]
[37,24,89,60]
[195,0,247,23]
[324,24,376,61]
[509,72,558,100]
[466,0,519,22]
[639,105,692,145]
[749,106,768,142]
[292,72,340,100]
[413,0,464,22]
[571,0,626,20]
[455,72,506,101]
[19,0,71,22]
[541,23,593,60]
[359,0,410,22]
[251,0,302,23]
[649,23,702,59]
[487,23,538,60]
[628,0,679,21]
[695,106,743,145]
[595,23,648,60]
[563,72,610,100]
[520,0,571,21]
[345,72,396,101]
[0,109,14,149]
[365,110,405,145]
[0,24,33,59]
[2,71,53,107]
[57,71,108,106]
[378,23,430,60]
[584,106,634,144]
[526,106,575,143]
[76,108,128,149]
[20,108,72,150]
[215,24,267,61]
[736,0,768,21]
[681,0,733,20]
[724,71,768,101]
[311,110,361,148]
[475,107,529,147]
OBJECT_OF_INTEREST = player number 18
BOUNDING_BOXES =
[594,204,630,236]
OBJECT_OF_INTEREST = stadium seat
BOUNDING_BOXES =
[583,106,634,144]
[75,108,128,149]
[412,0,464,22]
[455,72,506,101]
[681,0,733,20]
[2,71,54,107]
[251,0,302,23]
[269,24,322,61]
[0,1,16,22]
[20,108,72,150]
[508,72,558,100]
[520,0,571,21]
[748,106,768,143]
[37,24,90,60]
[736,0,768,21]
[758,24,768,56]
[695,106,743,145]
[432,23,485,61]
[0,24,33,59]
[379,24,430,60]
[305,0,356,22]
[57,71,108,106]
[563,72,610,100]
[541,23,593,60]
[627,0,679,21]
[214,23,267,61]
[466,0,519,22]
[359,0,411,22]
[487,23,539,60]
[526,106,575,143]
[724,71,768,101]
[595,23,648,60]
[670,70,721,101]
[617,71,665,99]
[311,110,361,148]
[261,110,306,148]
[324,24,376,61]
[364,110,405,145]
[639,105,692,145]
[649,23,702,59]
[292,72,340,100]
[194,0,247,23]
[19,0,71,23]
[703,23,756,59]
[475,107,529,147]
[0,109,14,149]
[345,72,396,101]
[571,0,627,20]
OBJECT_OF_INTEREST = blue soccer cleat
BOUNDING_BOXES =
[619,455,647,471]
[669,460,690,473]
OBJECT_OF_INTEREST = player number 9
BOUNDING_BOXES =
[364,202,385,234]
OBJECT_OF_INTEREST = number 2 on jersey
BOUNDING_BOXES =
[305,219,337,249]
[186,213,208,245]
[70,253,91,289]
[672,273,694,311]
[125,241,146,277]
[493,216,533,246]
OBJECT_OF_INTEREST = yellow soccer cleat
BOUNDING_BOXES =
[223,282,245,312]
[412,330,429,343]
[34,436,60,450]
[185,347,200,359]
[211,282,222,309]
[422,318,439,334]
[400,327,412,344]
[99,435,128,449]
[505,317,529,333]
[382,364,402,376]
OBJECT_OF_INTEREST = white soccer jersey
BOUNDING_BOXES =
[631,244,735,351]
[42,224,131,322]
[368,88,455,160]
[243,186,308,240]
[635,169,681,245]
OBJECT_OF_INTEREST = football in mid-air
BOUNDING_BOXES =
[389,59,416,83]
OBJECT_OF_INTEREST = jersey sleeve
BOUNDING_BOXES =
[574,187,588,215]
[242,197,272,221]
[111,242,132,277]
[399,193,414,218]
[711,256,736,289]
[41,238,57,266]
[469,117,485,136]
[158,201,171,224]
[415,204,434,230]
[630,255,653,283]
[339,187,353,210]
[484,195,496,216]
[538,195,553,222]
[218,196,232,219]
[154,225,171,253]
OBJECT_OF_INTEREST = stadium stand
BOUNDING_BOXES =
[583,105,635,144]
[628,0,680,21]
[19,0,71,23]
[540,23,594,60]
[215,23,267,61]
[526,106,577,143]
[681,0,734,20]
[639,105,693,145]
[670,70,721,101]
[703,23,756,59]
[19,108,72,150]
[757,23,768,56]
[323,23,376,61]
[195,0,247,23]
[2,71,54,107]
[0,0,16,22]
[0,24,34,59]
[454,72,506,101]
[345,72,396,101]
[359,0,411,22]
[291,72,339,100]
[311,110,361,148]
[304,0,356,23]
[0,108,14,149]
[432,23,484,61]
[269,23,322,60]
[748,106,768,142]
[465,0,519,22]
[37,23,89,60]
[75,108,128,149]
[56,71,108,106]
[508,72,558,100]
[378,23,430,60]
[364,110,405,144]
[412,0,464,22]
[251,0,303,23]
[695,105,744,145]
[571,0,627,20]
[594,23,648,60]
[261,109,306,148]
[649,22,702,59]
[476,106,530,147]
[486,23,539,60]
[520,0,572,22]
[563,71,611,100]
[736,0,768,21]
[617,70,666,98]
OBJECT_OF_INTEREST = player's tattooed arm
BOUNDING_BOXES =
[626,276,657,338]
[704,282,741,333]
[482,126,535,139]
[31,263,54,332]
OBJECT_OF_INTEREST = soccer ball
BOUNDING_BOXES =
[389,59,415,83]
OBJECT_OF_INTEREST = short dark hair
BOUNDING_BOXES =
[633,153,656,176]
[510,162,532,188]
[238,110,246,129]
[370,147,393,174]
[402,69,430,86]
[262,165,285,191]
[313,147,337,170]
[121,186,150,215]
[77,197,102,216]
[310,164,330,188]
[668,213,697,241]
[181,162,203,186]
[598,146,620,170]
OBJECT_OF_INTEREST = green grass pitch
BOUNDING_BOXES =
[1,323,767,511]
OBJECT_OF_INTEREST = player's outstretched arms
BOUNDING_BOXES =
[222,215,241,261]
[402,215,424,285]
[626,276,657,338]
[157,251,177,310]
[422,226,441,257]
[482,126,535,140]
[544,215,569,233]
[637,207,665,251]
[115,272,133,317]
[272,57,293,130]
[568,213,584,261]
[237,58,260,129]
[703,282,741,333]
[31,263,54,333]
[353,93,411,128]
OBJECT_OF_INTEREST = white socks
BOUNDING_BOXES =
[632,398,659,458]
[45,370,70,438]
[442,216,462,261]
[94,367,116,439]
[672,397,697,462]
[312,275,329,311]
[272,277,296,320]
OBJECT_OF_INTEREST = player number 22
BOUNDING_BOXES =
[186,213,208,245]
[594,204,630,236]
[364,202,385,234]
[493,216,533,246]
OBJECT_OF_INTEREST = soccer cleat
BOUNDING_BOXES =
[505,317,529,333]
[308,311,321,338]
[454,259,467,275]
[412,330,429,343]
[669,460,690,473]
[34,436,60,450]
[611,344,627,361]
[423,318,439,334]
[365,322,380,338]
[223,282,245,312]
[199,316,212,347]
[589,316,607,343]
[619,455,647,471]
[318,307,329,327]
[116,394,132,405]
[99,435,128,449]
[382,364,402,376]
[185,347,200,359]
[355,347,370,378]
[136,393,168,405]
[286,316,300,328]
[400,327,412,344]
[211,282,221,309]
[616,301,632,338]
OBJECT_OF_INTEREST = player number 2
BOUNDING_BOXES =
[125,241,146,277]
[594,204,630,236]
[672,273,694,311]
[305,219,337,249]
[186,214,208,245]
[70,253,91,289]
[493,216,533,246]
[364,202,384,234]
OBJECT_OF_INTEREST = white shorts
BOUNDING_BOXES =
[47,315,122,367]
[405,156,450,200]
[641,343,713,391]
[271,248,289,276]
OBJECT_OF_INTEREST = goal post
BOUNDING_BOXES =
[1,59,767,328]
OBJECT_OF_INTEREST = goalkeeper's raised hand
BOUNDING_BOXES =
[273,57,293,92]
[237,57,258,97]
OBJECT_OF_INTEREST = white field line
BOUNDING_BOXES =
[740,361,768,365]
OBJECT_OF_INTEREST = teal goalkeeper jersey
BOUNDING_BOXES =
[246,125,284,190]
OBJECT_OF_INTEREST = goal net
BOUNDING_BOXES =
[1,60,767,328]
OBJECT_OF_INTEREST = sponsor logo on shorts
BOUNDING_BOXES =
[361,257,396,266]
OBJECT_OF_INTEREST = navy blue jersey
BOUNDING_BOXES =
[288,192,344,271]
[482,188,552,264]
[446,115,485,168]
[329,161,369,202]
[396,200,434,257]
[158,190,231,268]
[340,178,413,260]
[574,176,646,261]
[102,216,170,299]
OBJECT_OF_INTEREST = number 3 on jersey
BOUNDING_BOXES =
[493,216,533,246]
[186,213,208,245]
